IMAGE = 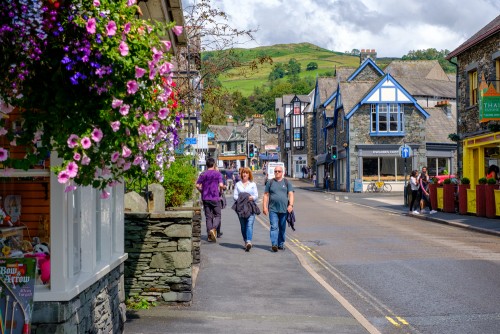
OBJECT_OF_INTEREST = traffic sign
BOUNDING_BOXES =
[399,145,412,158]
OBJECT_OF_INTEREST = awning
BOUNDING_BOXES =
[259,153,279,161]
[315,153,333,165]
[217,155,247,161]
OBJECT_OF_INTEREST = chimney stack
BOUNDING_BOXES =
[360,49,377,64]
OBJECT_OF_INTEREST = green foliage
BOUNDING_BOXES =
[448,133,460,142]
[126,297,157,310]
[287,58,301,75]
[268,63,286,81]
[443,178,452,184]
[401,48,456,73]
[487,178,497,185]
[431,177,439,184]
[306,62,318,71]
[161,156,198,207]
[478,177,488,185]
[460,177,470,185]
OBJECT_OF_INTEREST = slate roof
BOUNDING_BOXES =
[208,125,238,141]
[394,78,455,99]
[282,94,311,104]
[338,81,377,113]
[317,77,338,107]
[335,67,356,82]
[447,14,500,59]
[384,60,448,80]
[424,107,456,143]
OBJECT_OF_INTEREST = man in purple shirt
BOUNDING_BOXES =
[196,158,224,242]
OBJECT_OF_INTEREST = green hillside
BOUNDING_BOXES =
[205,43,397,96]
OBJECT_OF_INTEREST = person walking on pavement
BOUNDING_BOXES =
[232,167,259,252]
[409,170,420,214]
[419,170,437,214]
[226,167,235,194]
[196,158,225,242]
[262,166,294,252]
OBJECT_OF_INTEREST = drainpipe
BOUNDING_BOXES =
[346,122,350,192]
[448,58,459,178]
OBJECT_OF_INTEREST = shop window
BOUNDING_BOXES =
[427,158,450,176]
[370,104,404,135]
[469,70,478,106]
[362,157,412,182]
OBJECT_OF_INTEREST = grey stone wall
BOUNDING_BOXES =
[124,208,199,304]
[31,264,126,334]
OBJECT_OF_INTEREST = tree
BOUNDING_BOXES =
[306,62,318,71]
[269,63,286,81]
[402,48,456,73]
[287,58,301,76]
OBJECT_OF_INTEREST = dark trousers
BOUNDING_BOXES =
[409,190,419,211]
[203,200,221,233]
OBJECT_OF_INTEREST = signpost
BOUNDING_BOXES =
[399,144,412,206]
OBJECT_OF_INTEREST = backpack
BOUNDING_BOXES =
[267,177,289,189]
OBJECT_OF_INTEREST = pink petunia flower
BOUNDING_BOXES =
[86,18,97,34]
[67,161,79,178]
[110,121,121,132]
[65,185,77,193]
[172,26,183,36]
[119,41,129,56]
[58,170,70,184]
[93,0,100,6]
[122,146,132,158]
[119,104,130,116]
[124,22,131,34]
[123,162,131,171]
[111,152,120,163]
[162,40,171,51]
[0,147,8,161]
[106,21,117,36]
[81,155,91,165]
[73,152,81,161]
[67,134,79,148]
[0,127,8,136]
[127,0,137,6]
[135,66,146,78]
[126,80,139,95]
[81,137,91,149]
[91,128,103,142]
[112,98,123,108]
[100,190,110,199]
[133,155,143,165]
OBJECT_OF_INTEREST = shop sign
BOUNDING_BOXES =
[479,84,500,122]
[0,258,36,333]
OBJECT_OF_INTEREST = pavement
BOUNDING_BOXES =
[124,177,500,334]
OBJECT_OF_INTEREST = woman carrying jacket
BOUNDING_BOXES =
[409,170,420,214]
[233,167,258,251]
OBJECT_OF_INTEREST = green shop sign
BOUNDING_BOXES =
[480,84,500,122]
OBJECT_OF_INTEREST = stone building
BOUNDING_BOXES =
[446,14,500,185]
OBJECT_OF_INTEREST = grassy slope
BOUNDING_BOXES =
[205,43,398,96]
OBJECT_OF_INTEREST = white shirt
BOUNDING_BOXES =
[233,181,258,202]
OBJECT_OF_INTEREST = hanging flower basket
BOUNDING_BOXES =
[0,0,185,196]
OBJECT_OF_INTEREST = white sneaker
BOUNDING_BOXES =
[412,210,420,215]
[430,210,437,214]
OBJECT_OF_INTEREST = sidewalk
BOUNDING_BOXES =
[292,178,500,237]
[125,204,371,334]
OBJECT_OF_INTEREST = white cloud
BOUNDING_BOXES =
[187,0,500,57]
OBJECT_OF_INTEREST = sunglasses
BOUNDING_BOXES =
[274,170,283,173]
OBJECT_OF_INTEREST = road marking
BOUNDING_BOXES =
[385,316,400,327]
[255,215,382,334]
[397,316,409,325]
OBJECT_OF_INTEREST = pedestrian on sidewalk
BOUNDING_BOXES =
[196,158,225,242]
[232,167,259,251]
[409,170,420,214]
[419,170,437,214]
[262,166,294,252]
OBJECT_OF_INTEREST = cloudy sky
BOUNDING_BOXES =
[188,0,500,57]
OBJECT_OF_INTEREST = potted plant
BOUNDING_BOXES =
[485,178,498,218]
[476,178,488,217]
[429,177,439,210]
[442,178,455,213]
[458,177,470,215]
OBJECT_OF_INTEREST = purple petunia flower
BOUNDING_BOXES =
[111,152,120,163]
[122,146,132,158]
[81,155,91,165]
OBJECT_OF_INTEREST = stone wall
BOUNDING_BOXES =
[124,205,201,304]
[31,264,126,334]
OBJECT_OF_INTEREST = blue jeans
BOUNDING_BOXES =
[238,214,255,243]
[269,211,287,247]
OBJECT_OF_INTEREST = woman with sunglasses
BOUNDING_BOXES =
[233,167,259,251]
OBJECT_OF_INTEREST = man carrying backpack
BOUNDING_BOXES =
[262,166,294,252]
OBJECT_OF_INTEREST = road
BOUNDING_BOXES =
[254,174,500,334]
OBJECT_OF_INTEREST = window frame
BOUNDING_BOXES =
[370,103,405,136]
[469,69,478,106]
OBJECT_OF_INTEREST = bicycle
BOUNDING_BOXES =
[366,181,392,192]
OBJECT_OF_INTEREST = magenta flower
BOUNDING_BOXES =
[110,121,121,132]
[111,152,120,163]
[162,41,171,51]
[119,41,129,56]
[127,0,137,6]
[67,161,79,178]
[135,66,146,78]
[0,147,8,162]
[100,190,110,199]
[65,185,77,193]
[112,98,123,108]
[119,104,130,116]
[91,128,103,142]
[133,155,143,165]
[67,134,79,148]
[106,21,117,36]
[86,18,97,34]
[93,0,100,6]
[123,162,131,171]
[81,137,91,149]
[58,170,70,184]
[126,80,139,94]
[122,145,132,158]
[82,156,91,165]
[73,152,81,161]
[172,26,183,36]
[124,22,131,34]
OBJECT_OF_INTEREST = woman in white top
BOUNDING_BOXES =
[233,167,259,251]
[409,170,420,214]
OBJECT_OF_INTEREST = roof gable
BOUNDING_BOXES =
[345,74,430,119]
[347,58,384,82]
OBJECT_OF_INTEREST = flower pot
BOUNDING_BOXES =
[485,184,499,218]
[476,184,487,217]
[429,184,438,211]
[458,184,470,215]
[443,183,456,213]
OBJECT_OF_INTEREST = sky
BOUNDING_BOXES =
[187,0,500,57]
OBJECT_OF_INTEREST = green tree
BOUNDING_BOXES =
[401,48,456,73]
[287,58,301,76]
[306,62,318,71]
[268,63,286,81]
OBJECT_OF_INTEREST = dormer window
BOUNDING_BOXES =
[370,103,404,136]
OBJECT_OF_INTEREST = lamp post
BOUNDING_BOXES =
[245,121,250,168]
